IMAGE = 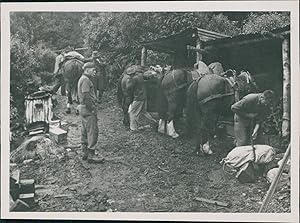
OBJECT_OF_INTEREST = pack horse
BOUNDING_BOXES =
[186,71,258,155]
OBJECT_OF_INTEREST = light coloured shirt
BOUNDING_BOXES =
[77,74,97,106]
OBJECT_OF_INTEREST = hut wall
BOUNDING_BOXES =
[203,39,283,95]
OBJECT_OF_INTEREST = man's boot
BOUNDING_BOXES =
[87,149,105,163]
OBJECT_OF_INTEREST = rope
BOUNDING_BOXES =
[199,92,234,105]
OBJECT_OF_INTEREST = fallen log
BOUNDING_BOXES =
[195,197,231,207]
[157,165,169,172]
[54,194,73,198]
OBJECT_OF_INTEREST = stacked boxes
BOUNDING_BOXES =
[10,173,36,211]
[49,119,68,144]
[49,127,67,144]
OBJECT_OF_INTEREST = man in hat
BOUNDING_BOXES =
[126,65,157,131]
[90,51,107,103]
[231,90,275,146]
[77,62,104,163]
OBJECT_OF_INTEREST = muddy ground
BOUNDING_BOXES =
[12,89,290,213]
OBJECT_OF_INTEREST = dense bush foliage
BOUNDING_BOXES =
[243,12,290,34]
[10,12,85,50]
[10,37,57,125]
[81,12,241,79]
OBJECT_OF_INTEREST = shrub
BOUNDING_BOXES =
[10,35,56,125]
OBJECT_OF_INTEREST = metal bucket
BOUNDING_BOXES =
[24,91,53,132]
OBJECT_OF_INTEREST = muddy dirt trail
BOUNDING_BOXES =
[17,90,290,213]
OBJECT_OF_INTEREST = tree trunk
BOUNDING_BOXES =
[141,47,147,66]
[282,38,290,137]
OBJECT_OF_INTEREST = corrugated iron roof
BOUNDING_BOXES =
[203,25,290,49]
[197,28,229,41]
[140,25,290,54]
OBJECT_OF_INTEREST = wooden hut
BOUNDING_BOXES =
[201,25,290,136]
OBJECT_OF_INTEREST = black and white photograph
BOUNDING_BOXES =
[1,1,299,222]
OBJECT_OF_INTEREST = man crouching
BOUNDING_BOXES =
[77,62,104,163]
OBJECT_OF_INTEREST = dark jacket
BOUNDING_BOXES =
[127,73,146,101]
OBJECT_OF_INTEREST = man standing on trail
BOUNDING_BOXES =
[126,65,157,131]
[231,90,275,146]
[77,62,104,163]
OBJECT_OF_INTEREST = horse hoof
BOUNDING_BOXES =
[76,110,79,115]
[194,149,204,156]
[66,109,71,114]
[171,133,179,139]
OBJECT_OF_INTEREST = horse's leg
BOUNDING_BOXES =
[201,109,216,155]
[173,91,185,130]
[60,77,66,96]
[66,82,72,114]
[166,98,179,138]
[98,89,104,104]
[122,96,131,126]
[192,107,206,155]
[157,82,168,134]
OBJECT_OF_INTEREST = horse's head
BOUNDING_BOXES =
[234,71,259,97]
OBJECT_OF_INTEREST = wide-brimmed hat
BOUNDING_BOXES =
[83,62,95,70]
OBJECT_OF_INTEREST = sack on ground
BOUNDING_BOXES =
[236,162,258,183]
[221,145,276,169]
[221,145,276,183]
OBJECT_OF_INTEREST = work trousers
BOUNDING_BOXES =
[128,100,154,131]
[79,105,98,150]
[234,114,253,147]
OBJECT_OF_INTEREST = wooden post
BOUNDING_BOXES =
[282,38,290,137]
[141,46,148,110]
[141,46,147,66]
[196,39,202,62]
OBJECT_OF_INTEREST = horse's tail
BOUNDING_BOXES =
[157,76,168,120]
[117,74,124,107]
[186,80,199,136]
